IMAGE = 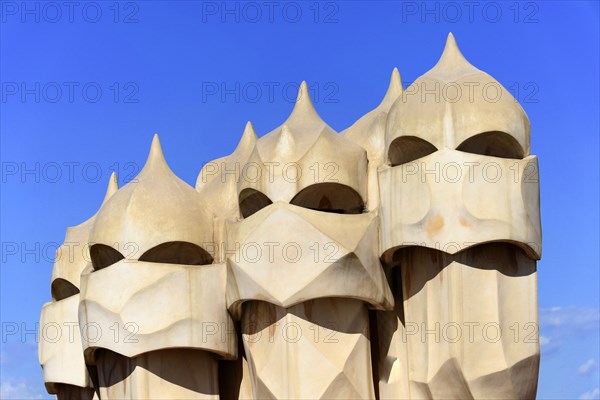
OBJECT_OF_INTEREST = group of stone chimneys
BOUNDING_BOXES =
[40,33,541,399]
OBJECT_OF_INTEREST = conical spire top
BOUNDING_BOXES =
[234,121,258,155]
[243,121,258,138]
[68,171,118,230]
[381,67,403,108]
[90,133,214,255]
[439,33,466,65]
[286,81,321,124]
[428,32,480,80]
[142,134,170,172]
[258,80,337,161]
[101,172,119,205]
[274,124,296,158]
[296,81,313,106]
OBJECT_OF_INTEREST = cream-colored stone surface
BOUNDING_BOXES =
[196,121,257,219]
[78,136,236,398]
[241,299,375,399]
[396,245,539,399]
[96,349,219,399]
[215,83,393,399]
[39,296,91,393]
[342,68,403,210]
[377,33,541,400]
[50,173,118,297]
[39,174,117,398]
[226,202,393,318]
[39,33,541,399]
[196,121,258,264]
[386,33,530,161]
[197,82,368,219]
[238,356,254,399]
[375,266,411,400]
[378,149,542,262]
[79,260,236,360]
[90,135,215,258]
[238,82,367,207]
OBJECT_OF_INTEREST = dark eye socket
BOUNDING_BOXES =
[389,136,437,166]
[90,244,124,271]
[51,278,80,301]
[457,131,524,159]
[290,183,364,214]
[239,188,273,218]
[139,241,213,265]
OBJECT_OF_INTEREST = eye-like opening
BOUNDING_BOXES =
[381,240,540,271]
[290,183,364,214]
[139,241,214,265]
[457,131,524,159]
[239,188,273,218]
[90,244,124,271]
[51,278,80,301]
[389,136,437,166]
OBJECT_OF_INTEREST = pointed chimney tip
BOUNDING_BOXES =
[101,171,119,205]
[238,121,258,146]
[297,81,310,103]
[143,133,169,171]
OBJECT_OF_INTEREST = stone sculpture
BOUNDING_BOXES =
[39,173,117,400]
[39,33,542,399]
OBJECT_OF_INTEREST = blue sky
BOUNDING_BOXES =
[1,1,599,398]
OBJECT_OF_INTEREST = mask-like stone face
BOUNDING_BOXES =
[373,34,541,400]
[39,174,118,398]
[79,136,235,361]
[196,82,393,400]
[378,149,541,262]
[226,202,393,318]
[379,33,541,260]
[78,136,236,398]
[235,84,367,218]
[220,84,392,315]
[238,130,367,210]
[79,260,235,359]
[89,141,215,258]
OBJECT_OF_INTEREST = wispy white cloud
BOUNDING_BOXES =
[538,306,600,358]
[539,335,550,346]
[540,307,599,332]
[579,359,598,375]
[1,341,52,400]
[539,335,561,356]
[579,387,600,400]
[0,378,46,399]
